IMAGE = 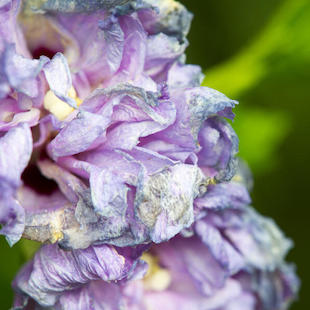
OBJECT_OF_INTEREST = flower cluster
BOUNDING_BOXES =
[0,0,299,309]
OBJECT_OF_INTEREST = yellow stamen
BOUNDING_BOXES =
[44,86,82,121]
[50,230,63,243]
[142,252,171,291]
[49,213,64,243]
[208,177,217,185]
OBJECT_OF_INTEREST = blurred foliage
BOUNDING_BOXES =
[203,0,310,97]
[1,0,310,309]
[233,108,290,173]
[0,238,40,308]
[201,0,310,174]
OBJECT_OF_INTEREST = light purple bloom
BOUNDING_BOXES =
[0,0,299,309]
[13,181,299,309]
[14,243,147,308]
[0,0,240,249]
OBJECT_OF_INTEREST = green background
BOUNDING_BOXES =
[1,0,309,308]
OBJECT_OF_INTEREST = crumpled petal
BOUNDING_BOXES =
[0,192,25,247]
[194,205,293,274]
[14,202,299,310]
[89,166,129,217]
[197,117,239,181]
[167,60,204,89]
[139,0,193,41]
[138,204,298,310]
[104,15,148,87]
[0,0,29,55]
[0,123,32,189]
[13,243,148,307]
[147,86,237,163]
[0,123,32,245]
[144,32,187,80]
[23,156,206,249]
[223,207,293,270]
[135,163,204,243]
[43,52,77,107]
[37,160,88,204]
[47,11,125,88]
[48,111,109,159]
[0,98,40,131]
[0,44,47,98]
[194,181,251,212]
[57,281,125,310]
[38,64,239,250]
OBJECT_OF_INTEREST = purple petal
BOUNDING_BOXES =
[0,123,32,244]
[49,12,124,87]
[0,98,40,131]
[224,207,293,270]
[152,87,237,161]
[0,44,47,98]
[138,0,193,41]
[13,243,146,307]
[0,193,25,246]
[144,32,187,81]
[43,52,76,107]
[167,61,203,89]
[0,123,32,187]
[48,111,109,159]
[197,117,239,181]
[194,182,251,212]
[0,0,29,55]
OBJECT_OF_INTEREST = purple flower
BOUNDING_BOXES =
[13,181,299,309]
[0,0,239,248]
[13,243,147,308]
[0,1,299,309]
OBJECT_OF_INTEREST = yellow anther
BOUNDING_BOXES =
[50,230,63,243]
[44,86,82,121]
[49,214,64,243]
[232,174,243,183]
[208,178,217,185]
[142,252,171,291]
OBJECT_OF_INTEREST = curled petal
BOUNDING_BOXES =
[0,44,47,98]
[0,123,32,244]
[139,0,193,41]
[0,123,32,188]
[48,111,108,159]
[13,243,147,307]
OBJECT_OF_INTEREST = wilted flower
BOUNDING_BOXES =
[13,180,299,309]
[0,0,299,309]
[1,0,238,249]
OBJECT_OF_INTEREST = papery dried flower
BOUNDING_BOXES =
[13,180,299,309]
[1,0,238,249]
[0,0,299,309]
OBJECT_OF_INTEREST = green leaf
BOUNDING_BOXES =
[203,0,310,97]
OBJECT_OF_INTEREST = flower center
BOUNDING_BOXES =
[43,86,82,121]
